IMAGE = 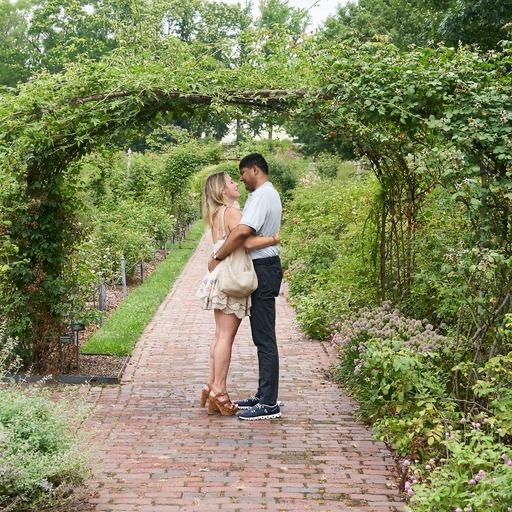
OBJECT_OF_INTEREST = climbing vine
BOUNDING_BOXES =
[0,40,303,371]
[293,40,512,362]
[1,35,511,373]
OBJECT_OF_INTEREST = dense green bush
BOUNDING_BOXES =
[400,187,469,324]
[87,199,176,281]
[313,152,340,179]
[0,167,19,283]
[160,140,221,202]
[282,176,379,338]
[333,303,457,457]
[410,433,512,512]
[0,388,88,511]
[0,326,88,511]
[331,304,512,511]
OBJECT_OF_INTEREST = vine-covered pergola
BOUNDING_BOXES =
[1,39,511,372]
[0,43,312,371]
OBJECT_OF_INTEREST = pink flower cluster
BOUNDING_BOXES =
[452,457,512,512]
[502,452,512,467]
[468,469,486,486]
[330,301,449,353]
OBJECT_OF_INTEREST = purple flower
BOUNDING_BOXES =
[469,479,476,486]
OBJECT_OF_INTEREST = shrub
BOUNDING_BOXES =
[282,175,379,338]
[313,152,341,179]
[408,433,512,512]
[80,199,176,282]
[332,305,512,510]
[333,303,457,457]
[266,154,306,199]
[159,140,220,202]
[0,325,89,511]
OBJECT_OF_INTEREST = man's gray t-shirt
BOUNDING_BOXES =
[240,181,282,260]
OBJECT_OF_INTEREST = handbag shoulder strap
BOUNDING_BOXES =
[219,206,230,239]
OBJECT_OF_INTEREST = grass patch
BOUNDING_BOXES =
[81,221,204,356]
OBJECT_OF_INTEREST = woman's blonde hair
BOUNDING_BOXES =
[202,172,228,227]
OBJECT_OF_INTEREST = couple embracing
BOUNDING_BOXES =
[196,153,283,421]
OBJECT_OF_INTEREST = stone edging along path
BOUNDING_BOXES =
[84,230,405,512]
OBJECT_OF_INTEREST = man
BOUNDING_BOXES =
[208,153,283,420]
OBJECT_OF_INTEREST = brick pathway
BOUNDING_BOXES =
[85,232,405,512]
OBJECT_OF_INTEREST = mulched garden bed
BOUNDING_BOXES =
[58,253,164,383]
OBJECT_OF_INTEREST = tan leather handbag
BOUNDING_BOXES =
[216,207,258,297]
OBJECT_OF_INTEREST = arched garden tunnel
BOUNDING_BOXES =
[1,41,511,373]
[0,50,307,373]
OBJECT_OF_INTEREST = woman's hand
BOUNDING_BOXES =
[273,231,280,244]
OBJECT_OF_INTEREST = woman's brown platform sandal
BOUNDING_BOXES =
[200,384,212,408]
[208,391,238,416]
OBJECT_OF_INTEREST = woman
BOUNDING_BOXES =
[197,172,279,416]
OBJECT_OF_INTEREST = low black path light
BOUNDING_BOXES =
[71,321,85,370]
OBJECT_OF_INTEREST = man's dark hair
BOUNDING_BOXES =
[239,153,269,175]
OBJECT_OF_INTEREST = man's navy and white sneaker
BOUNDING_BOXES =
[234,395,260,410]
[237,403,281,421]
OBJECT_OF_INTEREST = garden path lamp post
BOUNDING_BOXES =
[71,321,85,370]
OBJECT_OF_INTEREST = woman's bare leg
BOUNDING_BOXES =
[212,309,241,394]
[207,322,219,388]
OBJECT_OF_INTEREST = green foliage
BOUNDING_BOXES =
[332,305,512,510]
[0,327,89,511]
[351,338,455,457]
[333,304,458,457]
[0,167,19,282]
[81,221,204,355]
[88,199,176,280]
[437,0,512,50]
[402,186,469,324]
[235,138,296,158]
[160,140,221,202]
[0,386,88,511]
[322,0,440,48]
[282,176,379,338]
[312,153,355,180]
[294,40,512,361]
[322,0,512,50]
[472,350,512,436]
[409,432,512,511]
[266,154,304,199]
